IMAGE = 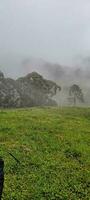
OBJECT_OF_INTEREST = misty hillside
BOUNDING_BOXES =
[0,56,90,106]
[0,71,61,108]
[1,56,90,81]
[20,57,90,106]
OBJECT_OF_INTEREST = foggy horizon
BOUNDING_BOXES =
[0,2,90,199]
[0,0,90,78]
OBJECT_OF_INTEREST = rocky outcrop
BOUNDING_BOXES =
[0,71,61,108]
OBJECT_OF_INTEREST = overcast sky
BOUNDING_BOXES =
[0,0,90,77]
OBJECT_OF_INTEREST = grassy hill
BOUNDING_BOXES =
[0,107,90,200]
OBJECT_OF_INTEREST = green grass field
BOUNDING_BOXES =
[0,107,90,200]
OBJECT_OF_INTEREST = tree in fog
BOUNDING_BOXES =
[69,84,84,106]
[0,71,61,107]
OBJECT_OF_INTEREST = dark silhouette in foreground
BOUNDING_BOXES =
[0,158,4,200]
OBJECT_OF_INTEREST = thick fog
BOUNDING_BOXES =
[0,0,90,77]
[0,0,90,106]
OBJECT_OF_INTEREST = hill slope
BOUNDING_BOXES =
[0,71,61,108]
[0,107,90,200]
